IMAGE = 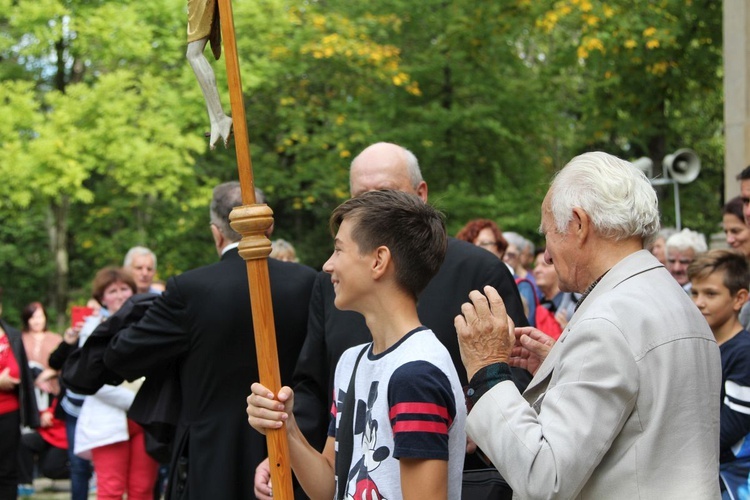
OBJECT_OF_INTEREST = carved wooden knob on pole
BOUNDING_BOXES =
[230,204,274,260]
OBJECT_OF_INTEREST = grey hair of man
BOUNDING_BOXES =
[503,232,533,255]
[657,227,678,243]
[123,246,157,271]
[348,142,424,192]
[547,151,661,248]
[665,228,708,256]
[209,181,266,243]
[400,146,423,189]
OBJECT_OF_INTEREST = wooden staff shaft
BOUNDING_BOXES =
[215,0,294,497]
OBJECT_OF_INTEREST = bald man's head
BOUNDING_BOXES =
[349,142,428,201]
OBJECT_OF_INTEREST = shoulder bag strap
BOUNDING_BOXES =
[335,345,369,500]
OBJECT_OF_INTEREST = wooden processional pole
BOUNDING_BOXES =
[215,0,294,498]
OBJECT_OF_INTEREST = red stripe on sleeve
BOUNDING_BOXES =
[389,402,451,423]
[393,420,449,435]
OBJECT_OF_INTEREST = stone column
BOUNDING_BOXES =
[725,0,750,200]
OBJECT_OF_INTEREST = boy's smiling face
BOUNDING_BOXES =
[323,218,373,312]
[690,271,745,334]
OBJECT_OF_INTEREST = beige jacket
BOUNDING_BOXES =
[468,250,722,499]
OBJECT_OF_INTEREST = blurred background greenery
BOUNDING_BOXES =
[0,0,725,328]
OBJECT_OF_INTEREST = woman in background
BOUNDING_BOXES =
[17,302,66,496]
[74,267,158,500]
[723,196,750,331]
[723,196,750,258]
[21,302,63,375]
[455,218,508,261]
[532,249,577,330]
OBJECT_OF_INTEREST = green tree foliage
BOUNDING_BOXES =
[0,0,726,325]
[0,0,210,326]
[235,0,424,265]
[522,0,723,234]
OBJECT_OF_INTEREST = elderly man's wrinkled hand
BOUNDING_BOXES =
[454,286,515,381]
[510,327,556,376]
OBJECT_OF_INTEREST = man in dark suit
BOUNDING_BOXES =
[103,182,317,499]
[254,142,530,499]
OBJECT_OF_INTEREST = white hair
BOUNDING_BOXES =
[401,147,424,189]
[665,228,707,254]
[548,152,660,246]
[123,246,157,270]
[503,232,533,253]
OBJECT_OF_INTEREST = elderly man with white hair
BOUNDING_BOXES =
[665,228,708,293]
[455,152,721,499]
[123,246,159,294]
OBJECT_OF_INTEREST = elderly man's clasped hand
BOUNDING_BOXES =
[455,285,556,380]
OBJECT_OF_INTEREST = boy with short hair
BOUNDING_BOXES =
[247,190,466,499]
[688,249,750,497]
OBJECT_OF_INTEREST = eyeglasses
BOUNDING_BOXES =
[477,241,498,248]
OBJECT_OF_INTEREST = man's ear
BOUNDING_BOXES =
[415,181,429,203]
[571,207,590,245]
[211,224,225,254]
[372,246,391,280]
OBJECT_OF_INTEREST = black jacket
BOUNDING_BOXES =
[103,250,316,499]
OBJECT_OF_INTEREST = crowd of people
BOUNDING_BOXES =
[0,144,749,499]
[2,248,163,499]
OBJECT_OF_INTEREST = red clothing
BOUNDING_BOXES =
[0,333,20,414]
[90,420,158,500]
[39,400,68,449]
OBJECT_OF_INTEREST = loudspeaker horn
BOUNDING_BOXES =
[632,157,654,178]
[663,148,700,184]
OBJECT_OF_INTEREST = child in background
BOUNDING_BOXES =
[689,249,750,498]
[247,190,466,499]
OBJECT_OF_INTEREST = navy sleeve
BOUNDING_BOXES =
[388,361,456,461]
[720,334,750,460]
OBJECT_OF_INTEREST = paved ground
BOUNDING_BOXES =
[19,478,94,499]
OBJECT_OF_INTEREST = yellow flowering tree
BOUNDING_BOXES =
[223,0,425,263]
[520,0,723,230]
